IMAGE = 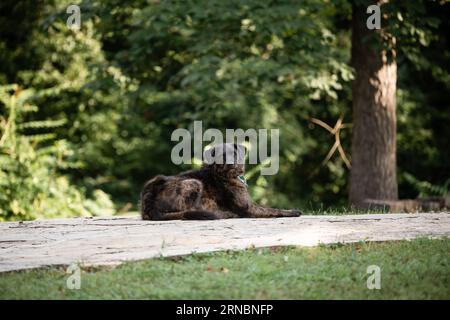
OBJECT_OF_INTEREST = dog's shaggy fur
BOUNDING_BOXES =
[140,143,301,220]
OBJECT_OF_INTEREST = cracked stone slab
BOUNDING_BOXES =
[0,213,449,273]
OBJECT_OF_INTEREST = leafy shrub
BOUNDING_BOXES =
[0,85,115,221]
[402,172,449,198]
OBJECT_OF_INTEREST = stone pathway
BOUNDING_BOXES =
[0,213,449,273]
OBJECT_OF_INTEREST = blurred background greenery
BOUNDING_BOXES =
[0,0,449,221]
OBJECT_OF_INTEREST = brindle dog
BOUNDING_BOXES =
[140,143,301,220]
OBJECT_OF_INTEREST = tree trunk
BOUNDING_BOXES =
[349,2,398,208]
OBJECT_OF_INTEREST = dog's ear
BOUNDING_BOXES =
[234,143,246,164]
[235,143,246,155]
[203,145,217,164]
[205,143,246,165]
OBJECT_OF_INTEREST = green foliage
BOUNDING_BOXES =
[0,85,115,221]
[85,0,355,208]
[403,173,449,198]
[0,0,449,219]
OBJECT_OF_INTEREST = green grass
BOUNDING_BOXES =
[302,205,387,215]
[1,238,449,299]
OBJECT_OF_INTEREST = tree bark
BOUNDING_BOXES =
[349,2,398,208]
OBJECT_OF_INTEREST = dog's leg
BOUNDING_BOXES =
[150,210,233,220]
[147,211,185,220]
[183,210,227,220]
[225,184,301,218]
[149,210,215,220]
[245,205,301,218]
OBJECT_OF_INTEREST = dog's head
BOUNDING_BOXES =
[203,143,246,178]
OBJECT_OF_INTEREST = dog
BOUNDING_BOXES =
[140,143,301,220]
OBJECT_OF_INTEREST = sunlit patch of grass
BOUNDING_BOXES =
[303,204,387,215]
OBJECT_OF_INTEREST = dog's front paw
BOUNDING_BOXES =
[283,209,302,217]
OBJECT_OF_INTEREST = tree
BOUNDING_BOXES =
[349,1,398,207]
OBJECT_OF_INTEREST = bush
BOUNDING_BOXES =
[0,85,115,221]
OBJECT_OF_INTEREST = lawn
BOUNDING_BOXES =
[0,238,449,299]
